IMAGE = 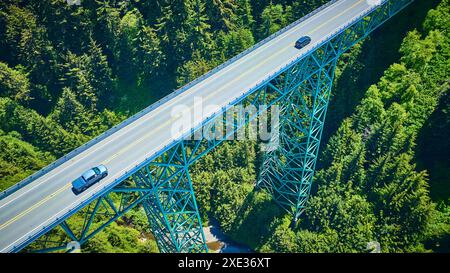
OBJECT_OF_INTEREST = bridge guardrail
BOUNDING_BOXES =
[0,0,340,200]
[7,0,412,252]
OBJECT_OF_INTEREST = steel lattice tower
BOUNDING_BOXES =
[5,0,413,253]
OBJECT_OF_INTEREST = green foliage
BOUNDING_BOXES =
[417,89,450,201]
[0,130,54,190]
[115,8,163,83]
[48,87,89,133]
[176,51,215,87]
[86,39,115,104]
[228,190,283,250]
[259,216,298,253]
[423,200,450,252]
[210,170,253,231]
[400,30,438,73]
[366,154,433,252]
[234,0,254,28]
[0,3,59,112]
[204,0,237,31]
[0,0,447,254]
[259,0,449,253]
[0,5,45,65]
[257,4,287,39]
[423,0,450,34]
[0,62,31,102]
[48,87,124,137]
[215,28,255,60]
[0,97,85,156]
[155,0,193,68]
[82,221,159,253]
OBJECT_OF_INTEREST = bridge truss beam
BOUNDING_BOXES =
[258,0,413,221]
[22,0,412,253]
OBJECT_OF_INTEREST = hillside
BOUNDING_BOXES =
[0,0,448,253]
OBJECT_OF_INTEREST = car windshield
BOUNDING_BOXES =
[299,37,308,43]
[93,167,100,175]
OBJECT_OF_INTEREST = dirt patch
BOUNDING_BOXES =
[207,241,224,252]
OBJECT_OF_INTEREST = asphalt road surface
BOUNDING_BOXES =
[0,0,378,252]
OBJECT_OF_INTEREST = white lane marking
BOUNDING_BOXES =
[3,0,366,224]
[0,138,169,252]
[1,0,368,252]
[0,0,349,209]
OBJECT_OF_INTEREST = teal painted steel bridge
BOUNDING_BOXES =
[0,0,413,253]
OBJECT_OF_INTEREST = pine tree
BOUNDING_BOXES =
[0,62,31,102]
[257,4,286,40]
[86,38,114,104]
[366,153,433,252]
[187,0,213,55]
[137,25,163,82]
[204,0,237,31]
[156,0,191,68]
[59,51,98,110]
[234,0,254,29]
[48,87,92,136]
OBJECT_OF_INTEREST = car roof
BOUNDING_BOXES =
[297,36,310,41]
[97,164,107,172]
[82,169,96,180]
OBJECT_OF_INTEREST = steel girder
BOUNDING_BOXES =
[25,143,209,253]
[257,0,414,221]
[131,143,208,253]
[257,47,339,221]
[25,179,156,252]
[23,0,413,252]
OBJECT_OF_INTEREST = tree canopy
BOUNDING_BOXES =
[0,0,448,253]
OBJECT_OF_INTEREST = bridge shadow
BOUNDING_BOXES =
[225,189,286,251]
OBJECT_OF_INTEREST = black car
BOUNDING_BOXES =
[295,36,312,49]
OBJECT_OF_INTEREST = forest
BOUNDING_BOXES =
[0,0,448,253]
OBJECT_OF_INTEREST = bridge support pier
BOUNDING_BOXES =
[27,141,208,253]
[258,42,340,222]
[257,0,414,222]
[133,142,207,253]
[19,0,414,253]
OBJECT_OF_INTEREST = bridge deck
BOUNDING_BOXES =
[0,0,375,252]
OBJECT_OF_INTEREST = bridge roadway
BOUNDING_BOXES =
[0,0,377,252]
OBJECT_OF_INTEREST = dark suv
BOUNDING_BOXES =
[295,36,312,49]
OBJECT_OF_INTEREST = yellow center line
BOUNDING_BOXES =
[102,0,364,164]
[0,0,365,230]
[0,184,71,230]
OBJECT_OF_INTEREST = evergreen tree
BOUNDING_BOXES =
[115,8,143,83]
[205,0,237,31]
[86,38,115,104]
[187,0,213,56]
[48,87,91,135]
[155,0,191,68]
[137,25,163,83]
[0,4,59,112]
[0,62,31,102]
[234,0,254,29]
[215,28,255,60]
[0,97,85,156]
[0,130,54,191]
[257,4,286,39]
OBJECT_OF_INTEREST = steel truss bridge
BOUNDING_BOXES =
[0,0,413,253]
